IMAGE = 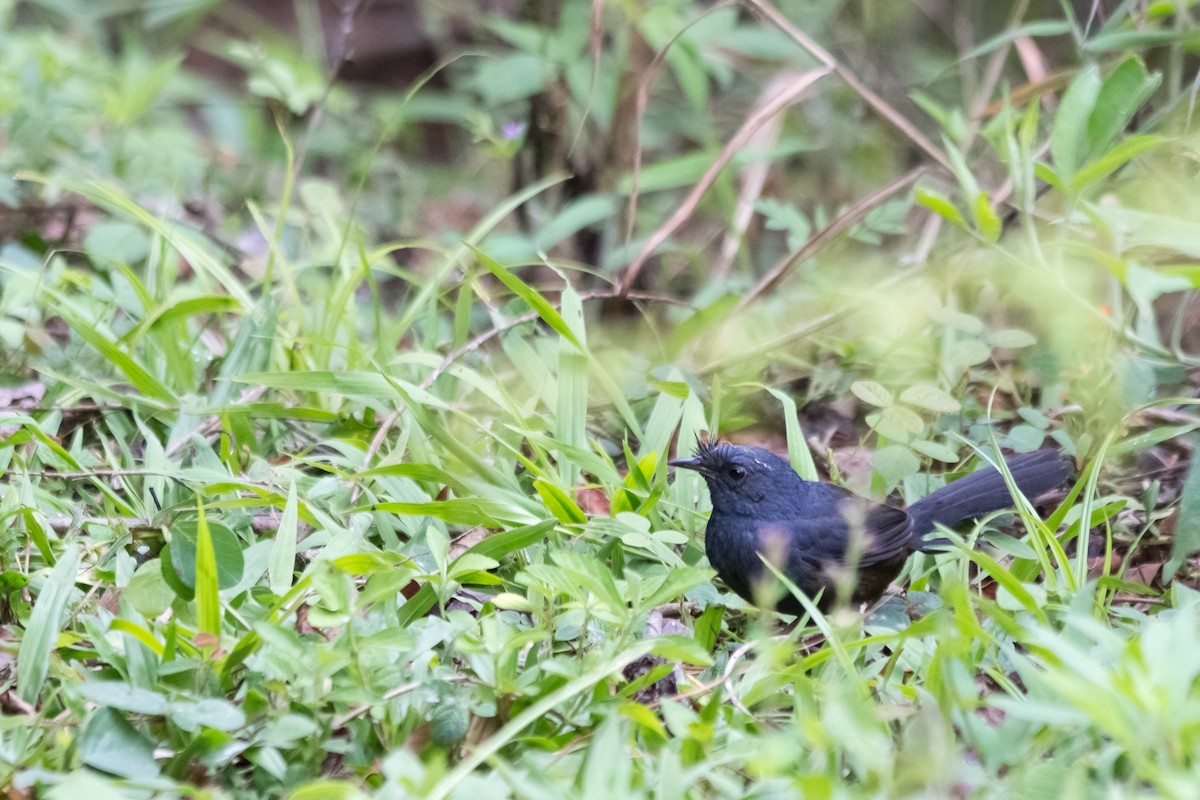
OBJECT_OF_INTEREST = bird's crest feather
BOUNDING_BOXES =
[693,435,735,467]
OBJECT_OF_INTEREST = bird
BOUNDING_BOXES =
[670,440,1071,615]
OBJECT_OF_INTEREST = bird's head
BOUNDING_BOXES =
[669,439,803,514]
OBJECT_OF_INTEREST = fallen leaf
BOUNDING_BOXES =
[575,486,610,516]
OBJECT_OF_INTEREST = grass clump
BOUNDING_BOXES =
[2,1,1200,797]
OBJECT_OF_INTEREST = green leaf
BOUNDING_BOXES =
[235,370,438,404]
[18,545,80,705]
[556,284,588,487]
[467,519,556,560]
[899,384,961,413]
[693,604,723,651]
[756,198,811,250]
[533,479,588,525]
[169,519,245,591]
[1072,133,1167,190]
[57,307,176,404]
[396,520,556,627]
[537,194,617,251]
[77,707,159,780]
[619,701,667,740]
[429,702,470,746]
[915,187,966,228]
[126,560,174,617]
[947,339,993,370]
[83,220,149,264]
[873,445,921,485]
[1050,64,1102,187]
[880,404,926,435]
[107,619,164,657]
[287,781,366,800]
[168,697,246,732]
[958,19,1073,61]
[194,504,221,641]
[73,682,168,715]
[640,565,714,610]
[135,295,244,338]
[1166,452,1200,580]
[911,439,960,462]
[988,328,1038,349]
[971,192,1001,242]
[269,481,300,595]
[1005,424,1046,452]
[931,308,985,334]
[962,548,1047,622]
[761,384,818,481]
[368,498,533,527]
[850,380,894,408]
[648,635,714,666]
[470,245,582,350]
[1086,57,1161,159]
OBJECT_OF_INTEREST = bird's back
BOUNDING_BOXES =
[705,479,916,611]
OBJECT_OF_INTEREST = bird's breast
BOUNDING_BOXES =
[704,513,804,602]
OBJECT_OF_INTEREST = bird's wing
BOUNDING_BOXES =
[779,488,914,568]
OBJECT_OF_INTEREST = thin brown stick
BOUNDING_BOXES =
[332,674,470,730]
[623,1,738,250]
[42,512,291,535]
[967,0,1033,130]
[737,166,926,308]
[715,72,795,279]
[419,288,688,389]
[618,67,832,297]
[742,0,951,173]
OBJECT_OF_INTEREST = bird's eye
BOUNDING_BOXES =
[728,466,747,481]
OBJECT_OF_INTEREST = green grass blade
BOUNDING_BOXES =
[471,245,582,350]
[425,641,656,800]
[18,545,81,705]
[194,503,221,642]
[269,481,299,595]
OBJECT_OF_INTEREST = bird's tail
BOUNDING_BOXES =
[909,450,1071,550]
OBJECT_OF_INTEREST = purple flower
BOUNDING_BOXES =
[501,121,527,140]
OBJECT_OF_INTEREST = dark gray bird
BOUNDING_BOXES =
[670,441,1071,614]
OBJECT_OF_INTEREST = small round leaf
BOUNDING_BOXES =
[851,381,894,407]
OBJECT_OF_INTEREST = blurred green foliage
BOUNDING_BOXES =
[2,0,1200,797]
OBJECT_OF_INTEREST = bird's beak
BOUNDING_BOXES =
[668,456,705,473]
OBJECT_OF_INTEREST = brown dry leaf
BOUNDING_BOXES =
[622,607,688,706]
[43,315,70,346]
[1124,562,1163,587]
[464,703,506,748]
[0,380,45,410]
[3,778,34,799]
[295,604,319,636]
[1087,554,1123,579]
[449,527,488,560]
[405,722,431,754]
[975,705,1007,727]
[96,589,122,616]
[0,690,34,716]
[832,446,875,494]
[193,632,220,649]
[575,486,610,516]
